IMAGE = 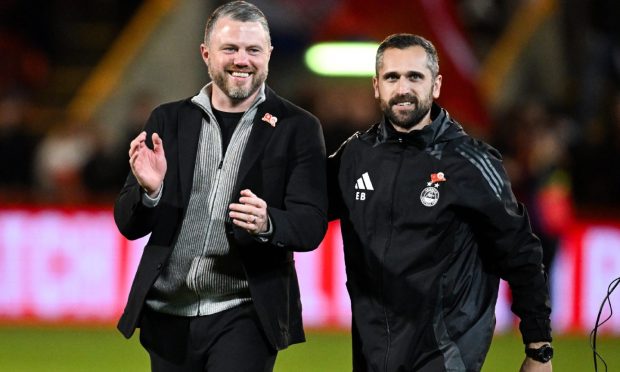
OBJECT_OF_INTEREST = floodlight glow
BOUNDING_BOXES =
[304,42,378,77]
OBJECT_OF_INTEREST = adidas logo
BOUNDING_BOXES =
[355,172,373,200]
[355,172,374,190]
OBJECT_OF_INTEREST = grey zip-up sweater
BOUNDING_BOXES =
[146,83,265,316]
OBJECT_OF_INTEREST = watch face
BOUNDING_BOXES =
[540,345,553,362]
[527,345,553,363]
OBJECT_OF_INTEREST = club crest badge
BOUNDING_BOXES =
[420,172,446,207]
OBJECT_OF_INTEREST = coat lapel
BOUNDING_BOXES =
[178,102,203,206]
[236,88,281,188]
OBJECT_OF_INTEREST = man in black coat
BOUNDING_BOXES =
[114,2,327,371]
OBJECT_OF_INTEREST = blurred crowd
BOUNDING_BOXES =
[0,0,145,205]
[0,0,619,241]
[0,88,154,205]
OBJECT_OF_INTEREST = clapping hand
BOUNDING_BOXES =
[129,131,167,196]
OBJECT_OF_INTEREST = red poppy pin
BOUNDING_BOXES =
[427,172,447,186]
[262,113,278,127]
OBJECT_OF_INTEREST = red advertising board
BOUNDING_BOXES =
[0,208,618,334]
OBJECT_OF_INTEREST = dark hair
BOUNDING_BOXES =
[204,1,271,46]
[375,33,439,78]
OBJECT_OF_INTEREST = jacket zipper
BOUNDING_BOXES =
[190,125,226,316]
[381,142,406,371]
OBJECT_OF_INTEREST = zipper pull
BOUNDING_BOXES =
[218,160,223,169]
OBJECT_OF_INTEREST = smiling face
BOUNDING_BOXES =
[373,46,442,132]
[201,16,272,111]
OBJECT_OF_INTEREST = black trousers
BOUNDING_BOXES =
[139,303,277,372]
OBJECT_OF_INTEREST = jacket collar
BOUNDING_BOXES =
[375,102,466,148]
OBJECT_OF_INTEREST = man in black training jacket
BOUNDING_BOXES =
[328,33,552,372]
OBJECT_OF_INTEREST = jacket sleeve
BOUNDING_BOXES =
[453,140,552,344]
[266,114,328,252]
[113,107,164,240]
[327,131,362,221]
[326,139,347,221]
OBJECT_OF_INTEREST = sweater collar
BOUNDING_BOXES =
[190,82,267,119]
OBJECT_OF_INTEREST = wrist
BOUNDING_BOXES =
[525,343,553,363]
[143,182,163,198]
[526,341,550,348]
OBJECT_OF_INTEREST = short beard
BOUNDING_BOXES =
[381,93,433,130]
[209,64,268,100]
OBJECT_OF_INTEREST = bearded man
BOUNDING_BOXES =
[114,2,327,371]
[328,33,553,372]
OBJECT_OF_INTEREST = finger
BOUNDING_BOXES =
[129,142,142,158]
[240,189,257,198]
[231,218,254,231]
[231,215,256,229]
[128,140,139,158]
[229,202,258,214]
[238,192,267,210]
[238,190,258,206]
[233,210,262,228]
[228,202,245,213]
[230,212,266,234]
[129,151,140,173]
[229,209,255,222]
[129,132,146,155]
[237,197,261,209]
[131,131,146,146]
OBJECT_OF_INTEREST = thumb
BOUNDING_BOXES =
[152,133,164,152]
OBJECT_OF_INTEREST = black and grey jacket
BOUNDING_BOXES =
[328,103,552,372]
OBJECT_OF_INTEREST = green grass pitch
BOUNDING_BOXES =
[0,327,618,371]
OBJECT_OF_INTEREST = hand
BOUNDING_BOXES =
[229,189,269,235]
[128,131,167,195]
[520,357,552,372]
